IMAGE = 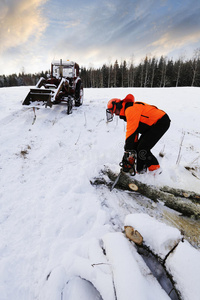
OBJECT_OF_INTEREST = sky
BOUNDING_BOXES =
[0,0,200,75]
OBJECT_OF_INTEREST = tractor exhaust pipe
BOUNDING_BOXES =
[60,59,63,77]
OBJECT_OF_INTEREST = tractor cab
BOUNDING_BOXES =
[51,60,80,79]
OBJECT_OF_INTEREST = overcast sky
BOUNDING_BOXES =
[0,0,200,75]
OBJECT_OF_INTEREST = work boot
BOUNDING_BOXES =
[148,164,160,171]
[148,165,162,175]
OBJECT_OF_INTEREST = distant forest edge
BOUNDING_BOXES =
[1,51,200,88]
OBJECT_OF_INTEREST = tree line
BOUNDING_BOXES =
[81,50,200,88]
[0,71,49,88]
[1,50,200,88]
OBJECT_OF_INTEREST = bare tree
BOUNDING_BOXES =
[176,55,185,87]
[107,57,112,88]
[128,55,135,87]
[159,56,167,87]
[150,57,157,87]
[113,60,119,87]
[143,56,149,87]
[191,48,200,86]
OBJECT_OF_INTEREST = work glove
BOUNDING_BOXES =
[120,151,136,175]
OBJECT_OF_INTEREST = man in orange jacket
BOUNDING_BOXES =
[106,94,170,174]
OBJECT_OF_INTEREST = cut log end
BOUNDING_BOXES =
[128,183,139,191]
[182,192,189,198]
[124,226,143,245]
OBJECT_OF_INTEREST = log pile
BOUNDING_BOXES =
[92,167,200,219]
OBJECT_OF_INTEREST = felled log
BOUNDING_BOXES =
[160,186,200,203]
[102,168,200,219]
[124,226,143,245]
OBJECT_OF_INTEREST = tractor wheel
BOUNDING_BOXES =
[75,81,83,107]
[67,97,73,115]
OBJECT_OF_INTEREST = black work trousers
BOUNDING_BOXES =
[136,114,170,172]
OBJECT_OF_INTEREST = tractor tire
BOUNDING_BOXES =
[67,97,73,115]
[75,80,83,107]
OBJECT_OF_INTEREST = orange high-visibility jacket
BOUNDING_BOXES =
[124,102,166,140]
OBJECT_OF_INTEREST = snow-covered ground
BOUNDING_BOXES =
[0,86,200,300]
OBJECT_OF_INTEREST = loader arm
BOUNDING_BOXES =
[53,78,69,102]
[36,77,46,88]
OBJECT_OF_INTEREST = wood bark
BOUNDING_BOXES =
[92,168,200,219]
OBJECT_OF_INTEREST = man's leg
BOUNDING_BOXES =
[137,149,159,172]
[137,114,170,172]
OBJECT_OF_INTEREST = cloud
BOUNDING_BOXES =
[0,0,49,54]
[150,32,200,53]
[147,7,200,58]
[47,0,155,64]
[1,0,200,75]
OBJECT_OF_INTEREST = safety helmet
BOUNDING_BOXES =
[106,98,122,122]
[119,94,135,117]
[106,94,135,122]
[123,94,135,103]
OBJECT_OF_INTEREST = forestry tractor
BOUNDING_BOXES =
[22,60,83,114]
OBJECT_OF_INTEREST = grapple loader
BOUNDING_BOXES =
[22,60,83,114]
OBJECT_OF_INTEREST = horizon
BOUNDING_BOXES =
[0,52,199,77]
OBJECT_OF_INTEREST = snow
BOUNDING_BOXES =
[166,240,200,300]
[124,213,182,259]
[103,232,170,300]
[0,86,200,300]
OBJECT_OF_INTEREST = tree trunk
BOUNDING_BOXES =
[93,168,200,219]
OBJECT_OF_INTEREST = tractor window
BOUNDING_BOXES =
[63,67,74,78]
[53,67,59,77]
[53,66,60,78]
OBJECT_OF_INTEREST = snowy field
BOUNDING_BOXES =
[0,86,200,300]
